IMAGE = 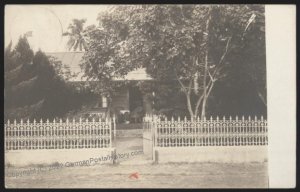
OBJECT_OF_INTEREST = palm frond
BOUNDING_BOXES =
[73,40,80,51]
[67,37,76,51]
[64,18,87,51]
[79,41,83,51]
[62,32,72,36]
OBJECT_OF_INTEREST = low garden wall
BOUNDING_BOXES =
[5,148,116,167]
[153,146,268,163]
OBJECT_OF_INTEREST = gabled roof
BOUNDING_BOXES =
[46,52,152,82]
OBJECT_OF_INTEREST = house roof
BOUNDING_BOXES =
[46,52,153,82]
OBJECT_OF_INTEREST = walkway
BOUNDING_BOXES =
[114,126,152,165]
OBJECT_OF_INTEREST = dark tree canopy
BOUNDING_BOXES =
[80,5,266,118]
[4,36,96,120]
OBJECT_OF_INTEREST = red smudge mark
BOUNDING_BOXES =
[129,172,139,179]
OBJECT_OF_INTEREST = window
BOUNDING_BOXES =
[96,96,108,108]
[102,96,107,108]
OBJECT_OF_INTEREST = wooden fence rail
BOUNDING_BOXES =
[5,118,115,151]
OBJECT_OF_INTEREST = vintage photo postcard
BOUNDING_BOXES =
[4,4,296,188]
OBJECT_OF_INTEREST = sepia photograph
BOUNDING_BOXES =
[3,4,294,188]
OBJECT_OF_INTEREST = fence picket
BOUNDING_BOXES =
[5,118,113,151]
[144,115,268,147]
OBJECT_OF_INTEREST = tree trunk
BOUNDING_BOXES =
[201,49,209,120]
[186,93,194,119]
[175,73,195,119]
[200,7,211,120]
[201,99,207,119]
[194,91,204,119]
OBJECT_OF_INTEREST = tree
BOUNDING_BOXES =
[63,18,96,51]
[207,5,266,116]
[80,10,135,117]
[240,5,266,107]
[4,36,43,120]
[80,5,266,119]
[112,5,265,119]
[4,36,94,120]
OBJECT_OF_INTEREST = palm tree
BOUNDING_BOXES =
[63,19,89,51]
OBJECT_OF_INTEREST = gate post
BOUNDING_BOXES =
[113,115,116,147]
[152,115,158,162]
[151,116,154,161]
[113,115,116,138]
[109,117,112,148]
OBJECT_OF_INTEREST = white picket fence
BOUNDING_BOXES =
[143,115,268,147]
[5,117,116,151]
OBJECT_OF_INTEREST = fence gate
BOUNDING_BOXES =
[142,116,154,160]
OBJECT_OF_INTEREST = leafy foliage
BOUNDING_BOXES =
[4,36,96,120]
[79,10,139,116]
[48,56,79,81]
[80,5,266,118]
[5,37,41,119]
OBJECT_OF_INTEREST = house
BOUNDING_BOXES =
[46,52,154,122]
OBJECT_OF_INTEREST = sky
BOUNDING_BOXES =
[5,5,111,52]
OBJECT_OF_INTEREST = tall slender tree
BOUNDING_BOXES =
[63,18,94,51]
[4,36,93,120]
[63,19,86,51]
[4,36,43,120]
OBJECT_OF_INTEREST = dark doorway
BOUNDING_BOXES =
[129,86,143,111]
[129,85,144,123]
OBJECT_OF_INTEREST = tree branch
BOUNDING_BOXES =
[207,68,215,82]
[194,93,204,117]
[175,69,188,94]
[206,81,214,99]
[258,91,267,107]
[212,36,232,77]
[187,79,193,96]
[207,36,232,87]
